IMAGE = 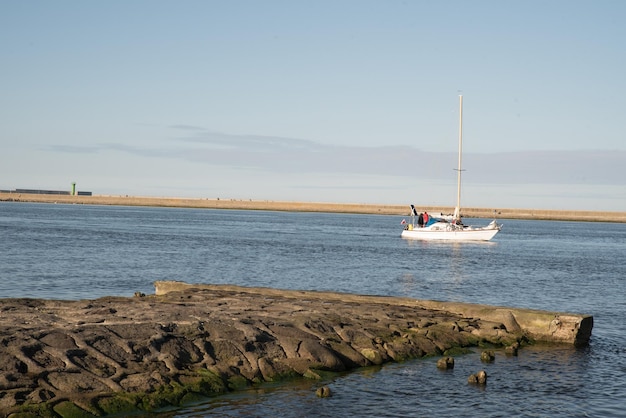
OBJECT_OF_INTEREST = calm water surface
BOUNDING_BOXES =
[1,202,625,417]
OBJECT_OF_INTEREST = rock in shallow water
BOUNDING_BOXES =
[436,356,455,370]
[316,386,332,398]
[468,370,488,385]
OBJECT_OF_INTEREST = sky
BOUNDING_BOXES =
[2,1,625,211]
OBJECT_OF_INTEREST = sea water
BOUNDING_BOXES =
[1,202,625,417]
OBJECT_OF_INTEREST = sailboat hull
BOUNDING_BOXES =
[401,221,501,241]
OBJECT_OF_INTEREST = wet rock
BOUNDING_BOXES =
[316,385,332,398]
[480,350,495,363]
[505,342,520,356]
[360,348,384,365]
[0,282,583,415]
[436,356,455,370]
[468,370,488,385]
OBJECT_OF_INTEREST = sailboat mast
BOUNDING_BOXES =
[454,95,463,221]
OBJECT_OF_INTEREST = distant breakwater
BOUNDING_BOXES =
[2,192,625,223]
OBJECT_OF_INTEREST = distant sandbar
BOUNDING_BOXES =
[1,192,625,223]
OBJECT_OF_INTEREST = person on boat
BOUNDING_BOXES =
[423,211,429,226]
[417,213,424,228]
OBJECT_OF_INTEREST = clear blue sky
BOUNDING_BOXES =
[2,1,625,211]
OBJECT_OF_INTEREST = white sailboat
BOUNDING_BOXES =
[401,95,501,241]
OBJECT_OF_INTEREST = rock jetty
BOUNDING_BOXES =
[0,282,593,417]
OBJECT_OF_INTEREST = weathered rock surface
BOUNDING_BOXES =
[0,282,593,416]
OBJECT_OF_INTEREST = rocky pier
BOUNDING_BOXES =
[0,281,593,417]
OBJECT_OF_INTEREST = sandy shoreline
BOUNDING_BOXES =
[2,192,625,223]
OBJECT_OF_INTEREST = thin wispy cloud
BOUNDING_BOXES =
[466,150,625,185]
[47,145,100,154]
[172,128,327,152]
[46,128,626,187]
[169,124,206,131]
